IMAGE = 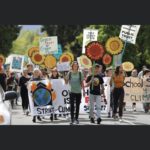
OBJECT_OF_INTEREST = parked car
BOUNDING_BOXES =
[0,85,17,125]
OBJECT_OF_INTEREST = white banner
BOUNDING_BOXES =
[57,62,71,72]
[82,29,98,54]
[119,25,140,44]
[28,78,110,116]
[80,77,111,114]
[9,54,25,73]
[39,36,58,55]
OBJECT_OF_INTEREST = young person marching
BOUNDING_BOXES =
[30,68,42,123]
[85,64,105,124]
[64,61,84,125]
[110,65,125,122]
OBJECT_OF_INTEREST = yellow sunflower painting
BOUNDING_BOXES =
[31,52,45,65]
[105,37,123,55]
[122,62,134,72]
[44,55,57,69]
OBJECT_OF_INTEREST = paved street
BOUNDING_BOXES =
[11,99,150,125]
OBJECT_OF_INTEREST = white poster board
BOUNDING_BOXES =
[57,62,70,72]
[39,36,58,54]
[82,29,98,54]
[10,55,24,73]
[119,25,140,44]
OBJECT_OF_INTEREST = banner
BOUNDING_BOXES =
[28,78,110,116]
[10,55,24,73]
[124,77,150,103]
[57,62,70,72]
[119,25,140,44]
[39,36,58,55]
[80,77,111,114]
[28,80,56,116]
[82,29,98,54]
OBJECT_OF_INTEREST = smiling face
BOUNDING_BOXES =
[72,63,79,71]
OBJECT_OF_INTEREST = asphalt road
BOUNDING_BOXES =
[11,100,150,125]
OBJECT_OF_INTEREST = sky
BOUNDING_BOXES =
[21,25,42,31]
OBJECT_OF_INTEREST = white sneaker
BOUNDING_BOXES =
[119,117,123,122]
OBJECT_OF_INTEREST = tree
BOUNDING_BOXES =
[11,30,47,55]
[41,25,88,58]
[0,25,21,56]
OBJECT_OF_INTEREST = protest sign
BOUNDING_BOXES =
[82,29,98,54]
[39,36,58,55]
[28,80,56,116]
[10,55,24,73]
[119,25,140,44]
[124,77,150,103]
[80,77,111,114]
[53,44,63,60]
[57,62,70,72]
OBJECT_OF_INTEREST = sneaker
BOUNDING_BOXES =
[97,118,102,124]
[119,117,123,122]
[108,112,111,118]
[75,119,79,124]
[26,111,29,116]
[37,116,42,121]
[50,115,53,121]
[90,118,95,123]
[70,119,74,125]
[32,117,36,123]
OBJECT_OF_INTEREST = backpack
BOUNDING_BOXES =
[68,71,82,85]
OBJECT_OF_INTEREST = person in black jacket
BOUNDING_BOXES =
[19,69,30,115]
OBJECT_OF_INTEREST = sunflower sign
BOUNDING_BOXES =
[82,29,98,54]
[105,37,123,55]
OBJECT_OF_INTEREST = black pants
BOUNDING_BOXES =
[21,91,29,110]
[70,93,82,121]
[113,88,124,117]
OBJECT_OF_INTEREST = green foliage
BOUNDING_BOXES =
[0,25,21,56]
[11,30,47,55]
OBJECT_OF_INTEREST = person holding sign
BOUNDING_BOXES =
[64,61,84,125]
[111,65,125,122]
[30,68,42,123]
[85,64,105,124]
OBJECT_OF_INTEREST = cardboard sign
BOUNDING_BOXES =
[124,77,150,102]
[119,25,140,44]
[10,55,24,73]
[53,44,63,60]
[82,29,98,54]
[39,36,58,54]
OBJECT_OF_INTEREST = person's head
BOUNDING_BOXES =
[94,64,101,75]
[51,67,59,78]
[22,69,28,76]
[33,68,41,78]
[131,69,138,77]
[71,61,79,72]
[142,65,147,71]
[27,64,33,72]
[105,67,113,77]
[10,72,15,77]
[143,69,150,77]
[115,65,123,75]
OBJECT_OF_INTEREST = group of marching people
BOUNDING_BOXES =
[0,61,150,125]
